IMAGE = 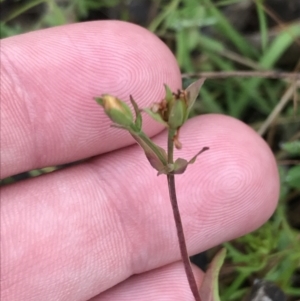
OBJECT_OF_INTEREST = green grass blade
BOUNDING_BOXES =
[202,0,258,57]
[2,0,47,23]
[255,0,268,52]
[260,23,300,68]
[148,0,180,32]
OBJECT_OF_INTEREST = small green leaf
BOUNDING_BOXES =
[281,141,300,156]
[173,158,189,174]
[285,166,300,189]
[130,95,142,132]
[199,248,227,301]
[188,147,210,164]
[143,108,169,127]
[171,147,209,175]
[164,84,174,102]
[185,78,206,112]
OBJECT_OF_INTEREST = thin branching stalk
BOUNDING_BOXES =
[167,130,201,301]
[95,80,208,300]
[181,70,300,80]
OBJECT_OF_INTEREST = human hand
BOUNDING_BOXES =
[1,21,279,301]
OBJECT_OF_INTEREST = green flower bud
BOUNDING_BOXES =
[95,95,134,127]
[167,79,206,130]
[168,98,188,130]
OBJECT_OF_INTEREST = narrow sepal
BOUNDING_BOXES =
[130,95,142,132]
[143,108,169,127]
[164,84,174,102]
[188,147,209,164]
[185,78,206,113]
[95,97,104,106]
[171,147,209,175]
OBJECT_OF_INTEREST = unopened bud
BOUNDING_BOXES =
[167,79,206,130]
[95,95,134,127]
[168,98,188,130]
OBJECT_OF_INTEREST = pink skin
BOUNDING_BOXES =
[0,21,279,301]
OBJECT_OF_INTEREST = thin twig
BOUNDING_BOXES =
[220,50,263,70]
[167,130,201,301]
[182,71,300,80]
[253,0,300,48]
[258,80,300,136]
[277,160,300,165]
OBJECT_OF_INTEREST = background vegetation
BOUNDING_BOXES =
[1,0,299,300]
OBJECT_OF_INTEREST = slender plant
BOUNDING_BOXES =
[95,79,221,301]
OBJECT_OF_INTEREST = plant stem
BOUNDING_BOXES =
[167,129,202,301]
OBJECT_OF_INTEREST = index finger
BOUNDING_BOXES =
[0,21,181,179]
